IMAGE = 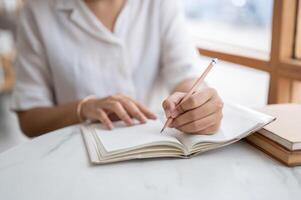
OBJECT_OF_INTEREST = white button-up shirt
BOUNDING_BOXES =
[11,0,201,111]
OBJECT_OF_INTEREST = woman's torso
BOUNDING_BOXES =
[37,0,163,104]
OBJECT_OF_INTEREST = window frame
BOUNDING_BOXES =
[197,0,301,104]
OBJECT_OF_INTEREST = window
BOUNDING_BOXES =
[183,0,274,59]
[202,58,270,107]
[184,0,301,104]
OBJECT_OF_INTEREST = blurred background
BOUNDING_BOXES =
[183,0,273,58]
[0,0,27,153]
[1,0,298,153]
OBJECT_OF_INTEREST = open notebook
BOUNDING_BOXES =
[81,104,275,164]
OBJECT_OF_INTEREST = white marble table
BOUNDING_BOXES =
[0,125,300,200]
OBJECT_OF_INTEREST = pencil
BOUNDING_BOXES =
[160,58,218,133]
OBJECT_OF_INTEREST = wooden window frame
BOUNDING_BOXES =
[0,54,15,93]
[197,0,300,104]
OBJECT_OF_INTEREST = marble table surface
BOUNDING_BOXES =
[0,125,300,200]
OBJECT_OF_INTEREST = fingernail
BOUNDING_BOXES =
[171,109,180,118]
[142,116,148,123]
[126,119,134,126]
[166,110,171,118]
[107,124,113,130]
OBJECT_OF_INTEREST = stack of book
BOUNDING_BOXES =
[246,104,301,166]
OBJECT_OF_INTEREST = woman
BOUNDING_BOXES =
[11,0,223,137]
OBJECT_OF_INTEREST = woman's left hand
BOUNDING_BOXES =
[162,86,223,135]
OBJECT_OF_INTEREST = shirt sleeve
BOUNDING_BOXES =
[159,0,202,92]
[10,4,54,111]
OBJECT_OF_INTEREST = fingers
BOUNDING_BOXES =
[83,93,156,128]
[166,87,223,135]
[196,123,221,135]
[96,109,113,130]
[103,101,133,126]
[113,94,157,122]
[125,96,157,120]
[172,95,222,128]
[179,87,216,112]
[176,110,223,134]
[119,99,147,124]
[162,92,186,118]
[97,93,156,127]
[135,102,157,120]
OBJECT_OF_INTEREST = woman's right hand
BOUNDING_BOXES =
[80,93,157,129]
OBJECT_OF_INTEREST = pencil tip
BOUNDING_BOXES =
[212,58,217,63]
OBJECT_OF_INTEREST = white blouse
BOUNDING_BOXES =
[11,0,202,110]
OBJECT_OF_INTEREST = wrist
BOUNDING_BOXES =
[77,95,97,123]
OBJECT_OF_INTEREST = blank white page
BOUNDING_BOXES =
[169,104,274,149]
[91,120,182,153]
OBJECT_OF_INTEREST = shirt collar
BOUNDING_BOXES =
[54,0,127,45]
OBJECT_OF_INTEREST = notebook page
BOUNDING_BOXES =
[169,104,274,150]
[91,120,183,153]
